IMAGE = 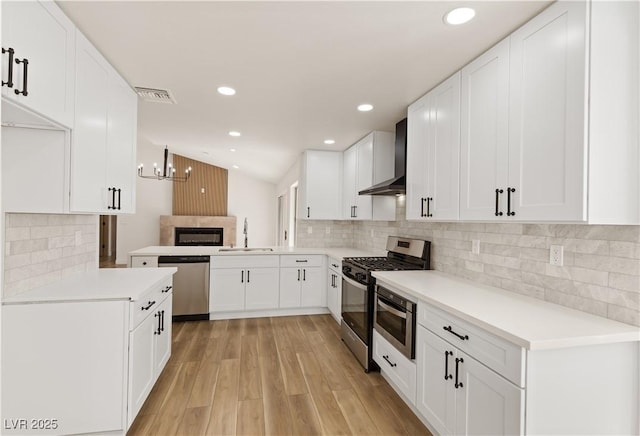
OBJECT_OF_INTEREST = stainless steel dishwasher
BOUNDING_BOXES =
[158,255,210,321]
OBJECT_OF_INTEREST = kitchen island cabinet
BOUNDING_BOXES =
[1,268,176,435]
[279,255,326,309]
[372,270,640,435]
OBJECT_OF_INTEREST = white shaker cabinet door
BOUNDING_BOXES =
[245,268,280,310]
[342,145,358,219]
[460,39,510,220]
[406,94,429,220]
[154,296,172,377]
[354,135,373,220]
[454,350,524,436]
[279,267,302,308]
[508,1,587,221]
[128,310,156,424]
[300,267,325,307]
[210,268,245,312]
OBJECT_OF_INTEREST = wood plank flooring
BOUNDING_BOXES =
[127,314,431,436]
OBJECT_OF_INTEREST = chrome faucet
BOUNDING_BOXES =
[243,218,248,248]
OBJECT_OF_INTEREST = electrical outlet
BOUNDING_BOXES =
[307,226,313,234]
[550,245,564,266]
[471,239,480,255]
[325,227,331,234]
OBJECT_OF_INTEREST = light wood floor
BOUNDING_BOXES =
[127,314,431,436]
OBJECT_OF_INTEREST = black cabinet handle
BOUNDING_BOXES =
[507,187,516,216]
[295,259,308,263]
[444,351,453,380]
[420,197,425,217]
[2,47,14,87]
[14,57,28,96]
[297,269,300,281]
[154,313,160,335]
[455,357,464,388]
[247,270,250,283]
[495,189,504,216]
[160,310,165,332]
[443,325,469,341]
[427,197,433,217]
[162,285,172,293]
[353,205,357,218]
[117,188,122,210]
[303,269,306,281]
[108,187,116,210]
[142,300,156,311]
[241,270,244,283]
[307,207,310,218]
[382,355,397,368]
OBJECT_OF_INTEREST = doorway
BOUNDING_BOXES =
[99,215,117,267]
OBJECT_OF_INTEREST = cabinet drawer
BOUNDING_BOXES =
[211,255,279,269]
[130,278,172,330]
[418,303,525,387]
[328,256,341,272]
[280,255,324,268]
[131,256,158,268]
[373,330,417,404]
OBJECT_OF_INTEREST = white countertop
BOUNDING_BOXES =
[2,268,177,304]
[372,270,640,351]
[128,245,380,260]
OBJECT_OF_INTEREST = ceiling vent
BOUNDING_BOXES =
[134,87,177,104]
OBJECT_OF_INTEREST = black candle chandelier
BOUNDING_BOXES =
[137,146,192,182]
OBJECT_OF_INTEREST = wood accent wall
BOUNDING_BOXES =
[172,154,228,216]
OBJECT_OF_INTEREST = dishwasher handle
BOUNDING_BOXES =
[158,255,210,264]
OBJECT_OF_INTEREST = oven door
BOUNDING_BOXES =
[341,275,370,344]
[373,286,415,359]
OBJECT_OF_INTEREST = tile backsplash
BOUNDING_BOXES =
[297,198,640,327]
[4,213,98,298]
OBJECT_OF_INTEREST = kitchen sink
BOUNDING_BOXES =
[218,247,274,252]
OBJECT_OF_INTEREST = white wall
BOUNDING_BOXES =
[228,171,277,247]
[276,158,300,196]
[116,140,172,263]
[116,140,278,262]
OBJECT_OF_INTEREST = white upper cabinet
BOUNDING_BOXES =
[460,39,510,221]
[1,1,75,128]
[507,1,587,221]
[298,150,342,220]
[406,73,460,221]
[343,131,395,221]
[71,31,137,214]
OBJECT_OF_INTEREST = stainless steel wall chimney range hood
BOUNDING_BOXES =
[358,118,407,196]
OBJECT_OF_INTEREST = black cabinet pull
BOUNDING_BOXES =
[443,325,469,341]
[427,197,433,217]
[353,205,357,218]
[161,285,172,293]
[444,351,453,380]
[382,355,397,368]
[108,187,116,210]
[2,47,14,87]
[297,269,300,281]
[247,270,250,283]
[455,357,464,388]
[160,310,165,332]
[307,207,310,218]
[117,188,122,210]
[295,259,308,263]
[141,300,156,311]
[303,269,306,281]
[420,197,425,217]
[507,187,516,216]
[495,189,504,216]
[154,313,160,335]
[241,270,244,283]
[14,57,28,96]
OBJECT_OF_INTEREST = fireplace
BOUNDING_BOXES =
[174,227,223,246]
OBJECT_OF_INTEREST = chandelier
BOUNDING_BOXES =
[137,146,192,182]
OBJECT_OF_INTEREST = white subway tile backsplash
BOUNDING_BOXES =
[3,213,98,298]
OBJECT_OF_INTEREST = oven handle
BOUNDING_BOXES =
[342,275,367,291]
[377,298,407,319]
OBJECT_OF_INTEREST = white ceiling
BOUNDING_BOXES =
[58,1,551,184]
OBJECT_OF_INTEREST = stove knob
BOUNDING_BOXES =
[343,266,351,274]
[356,273,366,282]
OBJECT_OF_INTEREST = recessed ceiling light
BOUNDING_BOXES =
[217,86,236,96]
[232,165,239,169]
[357,104,373,112]
[230,148,236,152]
[444,7,475,25]
[324,139,335,145]
[229,131,241,137]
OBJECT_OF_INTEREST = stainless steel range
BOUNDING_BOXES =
[341,236,430,372]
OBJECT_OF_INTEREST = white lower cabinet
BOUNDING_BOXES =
[416,325,523,435]
[373,330,417,404]
[210,255,280,313]
[279,255,326,308]
[327,258,342,324]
